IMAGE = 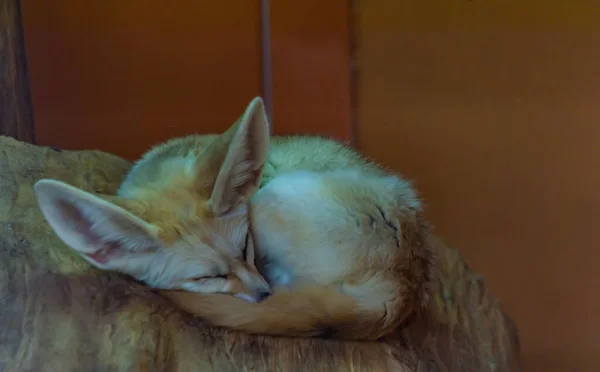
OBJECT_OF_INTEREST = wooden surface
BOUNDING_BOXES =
[0,0,35,143]
[354,1,600,371]
[264,0,353,142]
[20,0,263,160]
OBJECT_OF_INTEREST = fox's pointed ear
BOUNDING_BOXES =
[34,179,161,269]
[207,96,270,216]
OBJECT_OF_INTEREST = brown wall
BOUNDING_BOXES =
[355,1,600,371]
[21,1,263,160]
[20,1,352,159]
[269,0,352,141]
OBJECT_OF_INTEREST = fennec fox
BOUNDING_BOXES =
[34,97,434,340]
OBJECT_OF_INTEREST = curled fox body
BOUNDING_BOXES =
[34,97,435,340]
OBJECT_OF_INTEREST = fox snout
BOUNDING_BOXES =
[229,266,272,303]
[234,290,272,303]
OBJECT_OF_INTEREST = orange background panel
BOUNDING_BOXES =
[355,0,600,370]
[269,0,352,142]
[20,1,263,160]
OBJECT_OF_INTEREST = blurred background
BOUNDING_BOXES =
[3,1,600,370]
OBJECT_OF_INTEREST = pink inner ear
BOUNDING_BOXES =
[84,242,123,264]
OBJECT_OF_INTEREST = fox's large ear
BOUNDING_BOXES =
[207,97,270,216]
[34,179,161,269]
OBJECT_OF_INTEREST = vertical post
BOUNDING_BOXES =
[260,0,274,133]
[0,0,35,143]
[347,0,359,148]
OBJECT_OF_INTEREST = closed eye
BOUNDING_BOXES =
[191,275,227,281]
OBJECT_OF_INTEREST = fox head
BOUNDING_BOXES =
[34,97,272,303]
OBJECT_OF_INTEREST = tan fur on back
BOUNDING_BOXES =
[121,134,385,193]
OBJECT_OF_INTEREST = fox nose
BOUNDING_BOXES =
[234,290,272,303]
[255,290,271,302]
